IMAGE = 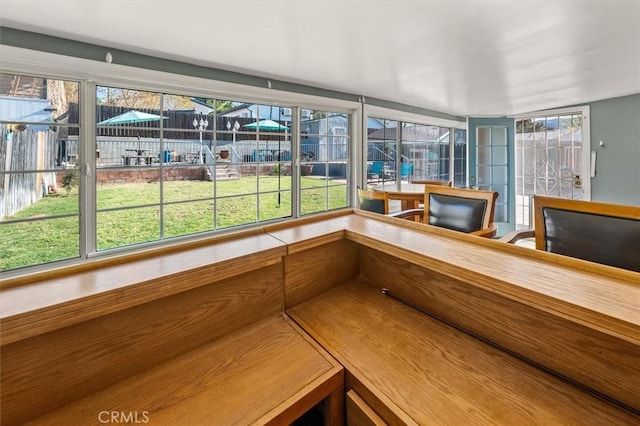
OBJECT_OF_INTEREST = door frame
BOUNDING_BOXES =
[511,105,591,199]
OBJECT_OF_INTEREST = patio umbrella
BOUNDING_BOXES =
[98,110,168,156]
[242,119,288,132]
[97,110,168,126]
[244,120,289,207]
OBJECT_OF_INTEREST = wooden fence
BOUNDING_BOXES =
[1,126,58,219]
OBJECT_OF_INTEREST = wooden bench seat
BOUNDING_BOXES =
[26,314,343,425]
[288,279,640,425]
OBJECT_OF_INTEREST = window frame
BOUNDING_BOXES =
[363,104,467,191]
[0,45,361,276]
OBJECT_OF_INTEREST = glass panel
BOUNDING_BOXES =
[259,191,292,221]
[328,184,348,210]
[97,181,160,210]
[492,127,507,145]
[216,195,257,228]
[97,206,160,251]
[477,166,491,186]
[1,73,82,271]
[367,118,397,184]
[300,187,326,215]
[163,200,213,238]
[492,146,508,165]
[163,176,213,203]
[0,216,80,271]
[493,166,508,185]
[477,147,491,165]
[477,127,491,146]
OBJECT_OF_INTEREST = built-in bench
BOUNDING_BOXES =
[289,279,638,424]
[0,225,345,425]
[2,210,638,425]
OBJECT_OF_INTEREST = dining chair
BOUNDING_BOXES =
[357,187,390,214]
[391,186,499,238]
[409,179,452,186]
[500,195,640,272]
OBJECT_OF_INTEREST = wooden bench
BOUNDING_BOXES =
[289,279,638,424]
[0,229,344,425]
[25,315,342,425]
[2,210,639,425]
[266,210,639,423]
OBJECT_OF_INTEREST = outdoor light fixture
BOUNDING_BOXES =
[193,116,208,164]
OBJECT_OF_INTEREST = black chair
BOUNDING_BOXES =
[501,195,640,272]
[391,186,498,238]
[357,187,389,214]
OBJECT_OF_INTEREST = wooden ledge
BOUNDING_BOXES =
[27,314,344,425]
[0,231,287,345]
[264,209,352,254]
[288,280,640,425]
[346,211,640,345]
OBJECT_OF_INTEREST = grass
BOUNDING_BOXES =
[0,176,348,271]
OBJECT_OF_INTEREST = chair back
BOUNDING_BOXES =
[400,163,413,179]
[357,187,389,214]
[410,180,452,186]
[423,186,498,235]
[533,195,640,272]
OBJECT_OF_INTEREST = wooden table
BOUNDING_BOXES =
[371,182,425,210]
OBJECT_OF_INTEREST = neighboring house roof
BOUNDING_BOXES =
[0,96,54,130]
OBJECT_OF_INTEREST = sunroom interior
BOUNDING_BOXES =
[1,2,639,424]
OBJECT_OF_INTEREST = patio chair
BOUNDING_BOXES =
[357,187,390,214]
[400,163,413,180]
[500,195,640,272]
[391,186,498,238]
[368,161,386,182]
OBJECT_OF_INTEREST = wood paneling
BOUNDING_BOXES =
[24,316,343,426]
[1,264,283,425]
[347,211,640,343]
[284,238,360,309]
[359,247,640,412]
[346,390,387,426]
[1,232,285,344]
[289,280,640,425]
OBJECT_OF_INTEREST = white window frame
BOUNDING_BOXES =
[0,45,362,276]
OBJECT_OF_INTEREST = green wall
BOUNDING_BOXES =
[588,94,640,205]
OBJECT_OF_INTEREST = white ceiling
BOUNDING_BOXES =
[1,0,639,117]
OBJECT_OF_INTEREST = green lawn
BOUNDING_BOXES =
[0,177,348,271]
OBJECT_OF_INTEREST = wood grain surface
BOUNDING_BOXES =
[1,232,286,344]
[24,315,343,426]
[284,238,360,308]
[345,211,640,345]
[359,246,640,413]
[2,264,284,425]
[346,389,387,426]
[288,279,640,425]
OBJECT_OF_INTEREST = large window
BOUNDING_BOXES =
[366,115,467,194]
[300,110,349,215]
[1,74,352,273]
[0,73,80,271]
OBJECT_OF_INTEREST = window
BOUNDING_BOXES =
[0,73,80,271]
[300,110,350,215]
[1,74,353,273]
[366,114,467,193]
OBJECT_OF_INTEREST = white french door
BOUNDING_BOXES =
[513,106,590,229]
